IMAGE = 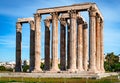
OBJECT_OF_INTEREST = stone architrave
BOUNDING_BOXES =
[100,19,105,73]
[68,10,77,72]
[83,22,88,71]
[89,7,97,72]
[77,17,84,71]
[96,15,101,71]
[15,22,22,72]
[50,12,59,71]
[32,14,42,72]
[60,18,66,70]
[44,19,50,70]
[29,21,35,72]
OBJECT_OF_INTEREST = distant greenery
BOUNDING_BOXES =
[0,66,13,72]
[0,66,6,71]
[104,52,120,72]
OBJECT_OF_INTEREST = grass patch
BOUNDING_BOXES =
[0,76,120,83]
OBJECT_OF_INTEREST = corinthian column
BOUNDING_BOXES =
[83,22,88,71]
[77,17,84,71]
[100,19,105,73]
[96,15,101,71]
[88,7,97,72]
[15,22,22,72]
[32,14,42,72]
[60,18,66,70]
[29,21,35,72]
[67,19,70,69]
[50,12,59,72]
[68,10,77,72]
[44,19,50,70]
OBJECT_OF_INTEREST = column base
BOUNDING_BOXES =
[100,68,105,73]
[60,67,66,71]
[88,68,97,73]
[67,69,78,73]
[29,67,34,72]
[15,67,22,72]
[31,68,42,73]
[84,69,88,71]
[77,68,84,71]
[50,68,60,72]
[44,66,50,71]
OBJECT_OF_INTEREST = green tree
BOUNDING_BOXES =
[105,52,120,72]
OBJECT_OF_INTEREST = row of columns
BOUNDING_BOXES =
[16,21,36,72]
[15,8,104,73]
[88,7,104,72]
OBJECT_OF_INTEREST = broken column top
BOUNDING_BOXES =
[17,17,34,23]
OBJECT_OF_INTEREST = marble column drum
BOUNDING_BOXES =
[77,17,84,71]
[44,19,50,70]
[33,14,42,72]
[68,10,77,72]
[96,15,101,71]
[29,21,35,72]
[15,22,22,72]
[83,22,88,71]
[60,18,66,70]
[100,19,105,73]
[89,7,97,72]
[67,20,70,69]
[50,12,59,71]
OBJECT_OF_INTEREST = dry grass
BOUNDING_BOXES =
[0,76,119,83]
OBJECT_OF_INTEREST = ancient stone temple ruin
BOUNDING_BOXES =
[15,3,105,73]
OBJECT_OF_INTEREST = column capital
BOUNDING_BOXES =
[50,12,58,20]
[16,22,22,31]
[34,13,41,22]
[69,10,77,19]
[89,6,97,17]
[30,21,35,30]
[100,18,104,23]
[77,17,84,24]
[60,18,66,27]
[44,19,50,28]
[83,22,88,29]
[96,16,101,23]
[34,13,41,18]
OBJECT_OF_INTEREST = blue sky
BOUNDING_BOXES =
[0,0,120,62]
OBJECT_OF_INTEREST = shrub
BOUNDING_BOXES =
[0,66,6,71]
[23,65,29,72]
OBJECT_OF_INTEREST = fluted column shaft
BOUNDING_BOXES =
[68,10,77,72]
[77,17,84,71]
[83,22,88,71]
[33,14,42,72]
[51,12,59,71]
[29,21,35,72]
[89,8,97,72]
[15,22,22,72]
[96,16,101,71]
[100,20,105,72]
[67,20,70,69]
[44,19,50,70]
[60,18,66,70]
